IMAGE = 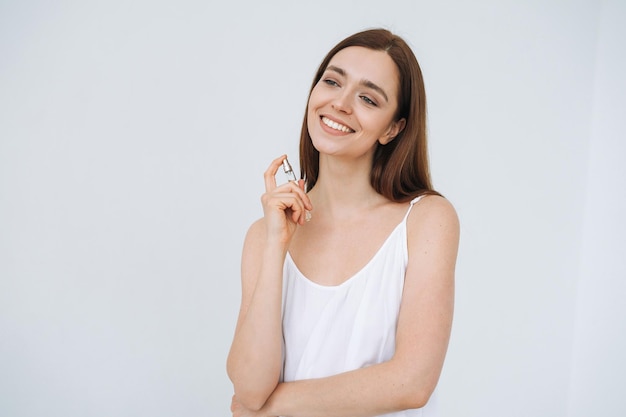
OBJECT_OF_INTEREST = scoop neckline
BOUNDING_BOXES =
[285,220,404,290]
[285,195,424,289]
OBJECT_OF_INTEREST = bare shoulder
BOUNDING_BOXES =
[406,194,460,259]
[244,217,267,244]
[408,194,459,234]
[242,217,268,263]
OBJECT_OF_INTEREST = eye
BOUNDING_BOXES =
[360,95,377,106]
[323,78,339,87]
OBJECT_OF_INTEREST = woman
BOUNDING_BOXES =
[227,28,459,417]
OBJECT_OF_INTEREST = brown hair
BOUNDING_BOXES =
[299,28,439,202]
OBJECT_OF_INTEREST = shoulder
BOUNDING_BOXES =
[245,217,267,242]
[408,194,459,232]
[242,217,268,256]
[406,194,460,258]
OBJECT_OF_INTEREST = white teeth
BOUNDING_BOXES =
[322,116,353,133]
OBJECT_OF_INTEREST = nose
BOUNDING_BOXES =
[331,90,352,114]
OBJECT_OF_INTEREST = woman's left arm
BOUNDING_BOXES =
[233,196,460,417]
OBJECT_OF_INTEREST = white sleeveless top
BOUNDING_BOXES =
[281,196,439,417]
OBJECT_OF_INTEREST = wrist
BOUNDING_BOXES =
[261,239,290,259]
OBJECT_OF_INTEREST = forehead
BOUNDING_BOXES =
[326,46,400,96]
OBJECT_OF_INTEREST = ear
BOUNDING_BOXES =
[379,118,406,145]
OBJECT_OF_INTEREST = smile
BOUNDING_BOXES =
[321,116,354,133]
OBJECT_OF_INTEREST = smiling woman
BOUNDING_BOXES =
[307,47,405,159]
[226,28,459,417]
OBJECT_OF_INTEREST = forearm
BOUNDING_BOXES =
[227,244,287,409]
[263,358,436,417]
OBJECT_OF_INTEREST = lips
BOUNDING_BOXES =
[321,116,354,133]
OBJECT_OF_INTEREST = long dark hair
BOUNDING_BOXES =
[299,28,439,202]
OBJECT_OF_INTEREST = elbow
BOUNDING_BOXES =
[227,369,274,412]
[396,375,437,410]
[232,391,266,412]
[226,357,280,411]
[399,388,433,410]
[402,390,432,410]
[227,379,268,411]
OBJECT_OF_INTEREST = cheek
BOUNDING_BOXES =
[306,90,323,130]
[364,115,393,137]
[307,85,323,109]
[306,102,317,125]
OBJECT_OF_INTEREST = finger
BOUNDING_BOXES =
[267,192,307,217]
[288,197,309,225]
[263,192,308,226]
[263,156,313,211]
[279,192,307,225]
[263,154,288,192]
[273,180,313,211]
[296,179,313,211]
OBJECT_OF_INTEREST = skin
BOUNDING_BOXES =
[226,46,460,416]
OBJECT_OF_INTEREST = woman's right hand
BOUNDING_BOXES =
[261,155,313,245]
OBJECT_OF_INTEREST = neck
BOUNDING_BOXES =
[308,154,386,218]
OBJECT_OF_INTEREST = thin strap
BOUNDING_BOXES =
[410,195,425,206]
[402,195,426,222]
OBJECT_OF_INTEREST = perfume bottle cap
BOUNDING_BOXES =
[282,158,293,174]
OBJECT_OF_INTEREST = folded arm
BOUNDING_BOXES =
[246,196,460,417]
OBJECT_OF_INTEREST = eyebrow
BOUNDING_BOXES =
[326,65,389,103]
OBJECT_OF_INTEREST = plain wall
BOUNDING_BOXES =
[0,1,623,416]
[568,0,626,415]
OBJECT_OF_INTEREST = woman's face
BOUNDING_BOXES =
[307,46,405,160]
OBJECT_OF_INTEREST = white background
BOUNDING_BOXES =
[1,1,624,416]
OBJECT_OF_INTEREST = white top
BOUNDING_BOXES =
[281,195,438,417]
